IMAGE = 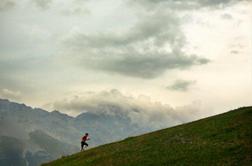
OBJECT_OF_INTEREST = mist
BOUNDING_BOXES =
[52,89,211,131]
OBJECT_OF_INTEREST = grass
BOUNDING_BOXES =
[43,106,252,166]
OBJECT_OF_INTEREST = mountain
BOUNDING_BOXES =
[74,111,150,145]
[0,99,157,166]
[29,130,78,158]
[43,106,252,166]
[0,136,27,166]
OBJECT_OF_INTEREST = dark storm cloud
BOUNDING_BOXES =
[167,79,196,91]
[0,0,15,11]
[65,10,210,79]
[99,52,209,79]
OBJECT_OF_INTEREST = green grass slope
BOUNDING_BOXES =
[43,107,252,166]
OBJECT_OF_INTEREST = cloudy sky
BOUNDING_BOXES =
[0,0,251,117]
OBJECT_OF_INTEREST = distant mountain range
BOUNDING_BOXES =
[0,99,153,166]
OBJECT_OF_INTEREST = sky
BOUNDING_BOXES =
[0,0,251,118]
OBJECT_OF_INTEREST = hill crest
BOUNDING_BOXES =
[43,106,252,166]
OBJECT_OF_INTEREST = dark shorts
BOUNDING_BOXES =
[81,141,88,148]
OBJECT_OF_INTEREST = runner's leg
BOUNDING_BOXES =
[81,141,84,151]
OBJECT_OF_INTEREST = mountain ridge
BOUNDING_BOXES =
[0,98,164,166]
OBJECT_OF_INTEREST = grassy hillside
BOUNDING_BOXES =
[43,107,252,166]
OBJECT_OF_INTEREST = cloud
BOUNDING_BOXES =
[61,7,89,16]
[221,13,233,20]
[66,10,181,49]
[230,50,239,54]
[0,88,21,100]
[64,10,209,79]
[0,0,15,11]
[51,89,207,129]
[60,0,90,16]
[196,0,237,7]
[98,52,209,79]
[129,0,241,11]
[32,0,52,10]
[167,79,196,91]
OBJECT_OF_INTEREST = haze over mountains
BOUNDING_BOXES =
[0,98,206,166]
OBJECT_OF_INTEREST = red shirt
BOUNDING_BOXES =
[82,135,88,142]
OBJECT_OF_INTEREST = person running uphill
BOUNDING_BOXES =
[81,133,90,151]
